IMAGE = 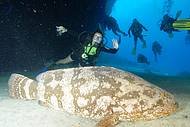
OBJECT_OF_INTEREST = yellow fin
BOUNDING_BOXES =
[173,18,190,30]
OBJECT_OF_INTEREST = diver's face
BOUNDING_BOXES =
[92,32,102,44]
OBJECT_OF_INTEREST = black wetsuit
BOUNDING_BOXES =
[152,41,162,62]
[128,20,148,51]
[67,30,118,66]
[160,15,178,34]
[137,54,150,65]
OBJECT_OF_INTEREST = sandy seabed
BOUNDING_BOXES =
[0,74,190,127]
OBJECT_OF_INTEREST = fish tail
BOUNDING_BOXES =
[8,73,38,100]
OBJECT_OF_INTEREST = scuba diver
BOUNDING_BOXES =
[55,26,119,67]
[160,10,182,37]
[100,15,127,43]
[152,41,162,62]
[137,54,150,65]
[128,18,148,55]
[161,1,190,33]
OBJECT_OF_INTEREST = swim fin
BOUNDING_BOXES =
[175,10,182,20]
[35,62,56,76]
[173,18,190,30]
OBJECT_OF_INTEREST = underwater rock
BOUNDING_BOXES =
[8,66,178,127]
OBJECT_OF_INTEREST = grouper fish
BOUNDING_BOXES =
[8,66,178,127]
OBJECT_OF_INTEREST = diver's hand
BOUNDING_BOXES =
[56,26,68,36]
[112,39,119,49]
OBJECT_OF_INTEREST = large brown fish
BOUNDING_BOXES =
[8,66,178,127]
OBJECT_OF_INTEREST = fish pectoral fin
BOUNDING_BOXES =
[96,114,120,127]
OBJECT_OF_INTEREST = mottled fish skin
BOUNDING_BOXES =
[9,74,37,100]
[8,66,177,123]
[35,66,177,121]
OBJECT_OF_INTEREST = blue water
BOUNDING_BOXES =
[99,0,190,76]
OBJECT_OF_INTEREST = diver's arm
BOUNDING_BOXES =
[128,26,132,37]
[67,30,80,37]
[102,47,118,54]
[101,39,119,54]
[55,54,74,65]
[141,24,148,31]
